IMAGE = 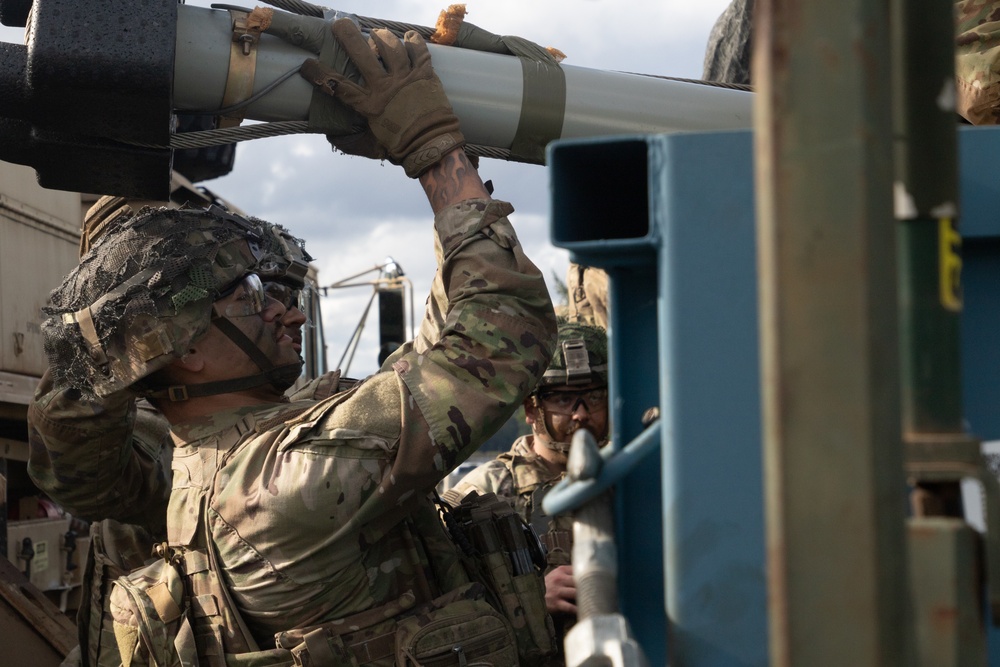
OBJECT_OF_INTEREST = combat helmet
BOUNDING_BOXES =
[43,204,306,399]
[84,189,312,291]
[530,320,609,452]
[537,320,608,389]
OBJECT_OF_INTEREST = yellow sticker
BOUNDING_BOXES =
[938,217,962,312]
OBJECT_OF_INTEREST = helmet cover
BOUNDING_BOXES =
[537,320,609,389]
[42,205,306,397]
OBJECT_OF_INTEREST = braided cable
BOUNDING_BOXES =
[355,15,434,39]
[622,72,753,92]
[256,0,434,38]
[120,121,314,150]
[257,0,322,17]
[169,121,317,149]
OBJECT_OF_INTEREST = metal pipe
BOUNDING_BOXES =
[893,0,962,436]
[173,4,754,159]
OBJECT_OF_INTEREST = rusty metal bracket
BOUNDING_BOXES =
[905,433,1000,624]
[218,8,262,129]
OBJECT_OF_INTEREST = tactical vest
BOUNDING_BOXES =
[494,449,574,573]
[105,411,551,666]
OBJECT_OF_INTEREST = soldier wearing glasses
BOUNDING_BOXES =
[444,321,609,641]
[27,20,557,665]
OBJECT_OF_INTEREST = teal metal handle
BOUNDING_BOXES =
[542,422,661,517]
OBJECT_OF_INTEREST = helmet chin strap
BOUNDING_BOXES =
[534,403,575,454]
[534,401,609,454]
[147,316,302,402]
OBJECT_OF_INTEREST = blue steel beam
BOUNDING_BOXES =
[549,131,767,666]
[545,124,1000,666]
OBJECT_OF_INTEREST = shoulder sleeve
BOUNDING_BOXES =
[388,200,557,487]
[447,458,515,503]
[27,370,171,535]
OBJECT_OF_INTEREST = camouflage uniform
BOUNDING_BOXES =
[446,435,574,655]
[565,264,609,330]
[28,375,172,536]
[29,199,556,656]
[956,0,1000,124]
[445,436,569,548]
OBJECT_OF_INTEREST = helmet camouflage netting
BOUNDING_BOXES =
[537,320,608,389]
[42,205,311,397]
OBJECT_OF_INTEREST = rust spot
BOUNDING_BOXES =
[931,605,960,631]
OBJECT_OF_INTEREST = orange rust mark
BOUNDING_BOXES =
[932,605,959,632]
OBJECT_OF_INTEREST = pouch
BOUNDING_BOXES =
[395,583,518,667]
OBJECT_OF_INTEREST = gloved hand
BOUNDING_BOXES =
[259,8,373,154]
[307,19,466,178]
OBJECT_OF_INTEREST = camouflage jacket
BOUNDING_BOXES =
[446,435,572,553]
[28,199,556,646]
[28,374,172,538]
[956,0,1000,123]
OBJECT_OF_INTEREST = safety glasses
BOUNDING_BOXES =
[217,273,269,317]
[538,387,609,416]
[263,281,306,313]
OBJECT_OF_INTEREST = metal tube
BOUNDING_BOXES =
[893,0,963,437]
[173,4,753,156]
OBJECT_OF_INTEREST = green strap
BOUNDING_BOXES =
[509,55,566,164]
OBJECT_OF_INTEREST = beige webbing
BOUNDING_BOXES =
[66,306,108,365]
[301,628,338,664]
[218,9,263,129]
[147,581,183,623]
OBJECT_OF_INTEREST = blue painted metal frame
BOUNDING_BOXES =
[548,137,665,667]
[549,131,767,666]
[547,125,1000,665]
[959,125,1000,664]
[957,126,1000,441]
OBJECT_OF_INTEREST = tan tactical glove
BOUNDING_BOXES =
[260,9,371,148]
[305,20,465,178]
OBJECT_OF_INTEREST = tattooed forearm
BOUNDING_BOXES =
[419,149,491,213]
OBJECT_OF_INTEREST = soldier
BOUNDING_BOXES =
[31,193,328,667]
[443,321,609,645]
[29,20,556,666]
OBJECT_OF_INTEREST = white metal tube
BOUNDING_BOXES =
[173,5,753,152]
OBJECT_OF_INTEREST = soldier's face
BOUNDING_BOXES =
[264,281,307,355]
[278,304,307,354]
[527,383,610,446]
[203,279,303,373]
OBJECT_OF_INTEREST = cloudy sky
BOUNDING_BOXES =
[3,0,736,378]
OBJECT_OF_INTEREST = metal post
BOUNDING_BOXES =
[753,0,912,664]
[892,0,969,518]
